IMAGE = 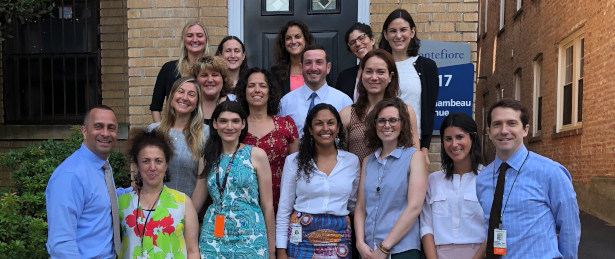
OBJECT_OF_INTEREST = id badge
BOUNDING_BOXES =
[290,223,302,244]
[214,214,225,238]
[493,228,507,255]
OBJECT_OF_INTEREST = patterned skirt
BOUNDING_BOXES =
[286,211,352,259]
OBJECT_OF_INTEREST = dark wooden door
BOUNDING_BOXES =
[244,0,357,86]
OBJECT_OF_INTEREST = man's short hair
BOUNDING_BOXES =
[83,105,115,126]
[301,44,329,63]
[487,99,529,127]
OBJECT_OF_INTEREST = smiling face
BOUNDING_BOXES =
[245,72,269,108]
[375,106,402,145]
[137,145,167,189]
[443,126,473,166]
[309,109,339,148]
[285,25,306,57]
[81,108,118,160]
[219,39,245,72]
[348,30,374,60]
[301,49,331,90]
[384,18,415,55]
[487,107,529,160]
[213,111,246,143]
[197,68,224,98]
[171,82,198,115]
[361,56,392,96]
[184,24,207,55]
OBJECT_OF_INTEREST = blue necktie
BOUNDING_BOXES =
[308,92,317,112]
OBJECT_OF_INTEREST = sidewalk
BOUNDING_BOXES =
[579,211,615,258]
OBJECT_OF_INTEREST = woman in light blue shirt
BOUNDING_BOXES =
[355,98,428,259]
[420,113,486,259]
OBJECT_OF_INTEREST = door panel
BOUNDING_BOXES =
[244,0,357,86]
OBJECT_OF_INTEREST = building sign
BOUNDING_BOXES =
[419,40,474,133]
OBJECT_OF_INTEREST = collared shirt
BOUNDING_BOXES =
[46,144,116,258]
[420,166,486,245]
[279,83,353,138]
[363,147,421,253]
[476,145,581,259]
[276,150,360,248]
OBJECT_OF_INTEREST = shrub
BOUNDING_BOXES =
[0,126,129,256]
[0,0,55,41]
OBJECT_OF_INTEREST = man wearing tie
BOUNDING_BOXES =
[279,44,352,137]
[476,99,581,259]
[46,105,124,258]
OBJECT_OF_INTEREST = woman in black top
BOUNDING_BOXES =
[335,22,375,101]
[271,20,314,95]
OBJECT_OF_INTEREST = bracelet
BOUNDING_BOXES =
[377,243,390,255]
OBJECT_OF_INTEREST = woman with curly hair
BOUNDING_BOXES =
[276,103,360,259]
[354,98,428,259]
[191,55,235,126]
[150,20,209,122]
[118,128,200,258]
[234,67,299,213]
[215,35,248,88]
[271,20,314,95]
[380,9,439,165]
[147,76,207,198]
[420,113,486,259]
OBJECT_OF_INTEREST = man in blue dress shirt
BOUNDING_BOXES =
[476,99,581,258]
[279,44,352,137]
[46,105,123,258]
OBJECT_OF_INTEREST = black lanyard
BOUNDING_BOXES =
[492,151,529,227]
[136,187,163,252]
[216,143,240,202]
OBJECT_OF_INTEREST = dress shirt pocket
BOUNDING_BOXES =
[462,193,483,219]
[430,194,448,217]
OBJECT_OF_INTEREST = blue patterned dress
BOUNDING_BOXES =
[199,145,269,258]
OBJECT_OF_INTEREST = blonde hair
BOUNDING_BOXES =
[177,20,210,77]
[191,55,233,97]
[159,76,206,161]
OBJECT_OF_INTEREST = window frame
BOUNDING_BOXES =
[514,68,521,101]
[499,0,505,31]
[532,55,543,136]
[556,29,585,132]
[516,0,522,11]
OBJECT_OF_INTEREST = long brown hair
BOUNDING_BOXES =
[272,20,314,80]
[354,49,400,120]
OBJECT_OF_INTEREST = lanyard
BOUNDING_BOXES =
[136,187,163,253]
[492,151,529,226]
[216,143,241,202]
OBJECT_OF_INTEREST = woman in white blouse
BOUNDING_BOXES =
[420,112,486,259]
[276,103,360,259]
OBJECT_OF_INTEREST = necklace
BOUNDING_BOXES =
[215,142,241,208]
[136,186,164,256]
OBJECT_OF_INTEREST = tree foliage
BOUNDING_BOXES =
[0,0,55,41]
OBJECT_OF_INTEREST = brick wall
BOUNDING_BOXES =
[476,0,615,183]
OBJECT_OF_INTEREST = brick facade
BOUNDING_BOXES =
[476,0,615,223]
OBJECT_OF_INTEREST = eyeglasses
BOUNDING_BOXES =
[375,117,400,127]
[347,33,369,47]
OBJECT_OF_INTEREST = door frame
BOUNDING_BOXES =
[228,0,370,40]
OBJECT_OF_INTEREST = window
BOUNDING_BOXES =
[557,29,584,131]
[533,55,543,136]
[483,0,488,34]
[2,0,100,124]
[514,69,521,100]
[496,84,502,101]
[516,0,522,11]
[499,0,505,30]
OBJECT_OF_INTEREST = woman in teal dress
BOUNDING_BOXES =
[192,101,275,258]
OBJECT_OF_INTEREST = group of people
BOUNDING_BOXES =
[45,8,580,259]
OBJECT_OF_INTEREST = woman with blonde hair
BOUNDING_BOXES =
[147,76,207,197]
[192,55,235,125]
[150,20,210,122]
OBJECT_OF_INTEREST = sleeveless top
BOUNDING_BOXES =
[347,107,374,165]
[363,146,420,253]
[118,187,187,258]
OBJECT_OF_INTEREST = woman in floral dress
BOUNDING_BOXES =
[234,67,299,213]
[118,128,200,259]
[192,101,276,258]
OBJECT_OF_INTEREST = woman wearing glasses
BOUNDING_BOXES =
[336,23,376,101]
[355,98,428,259]
[340,49,419,164]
